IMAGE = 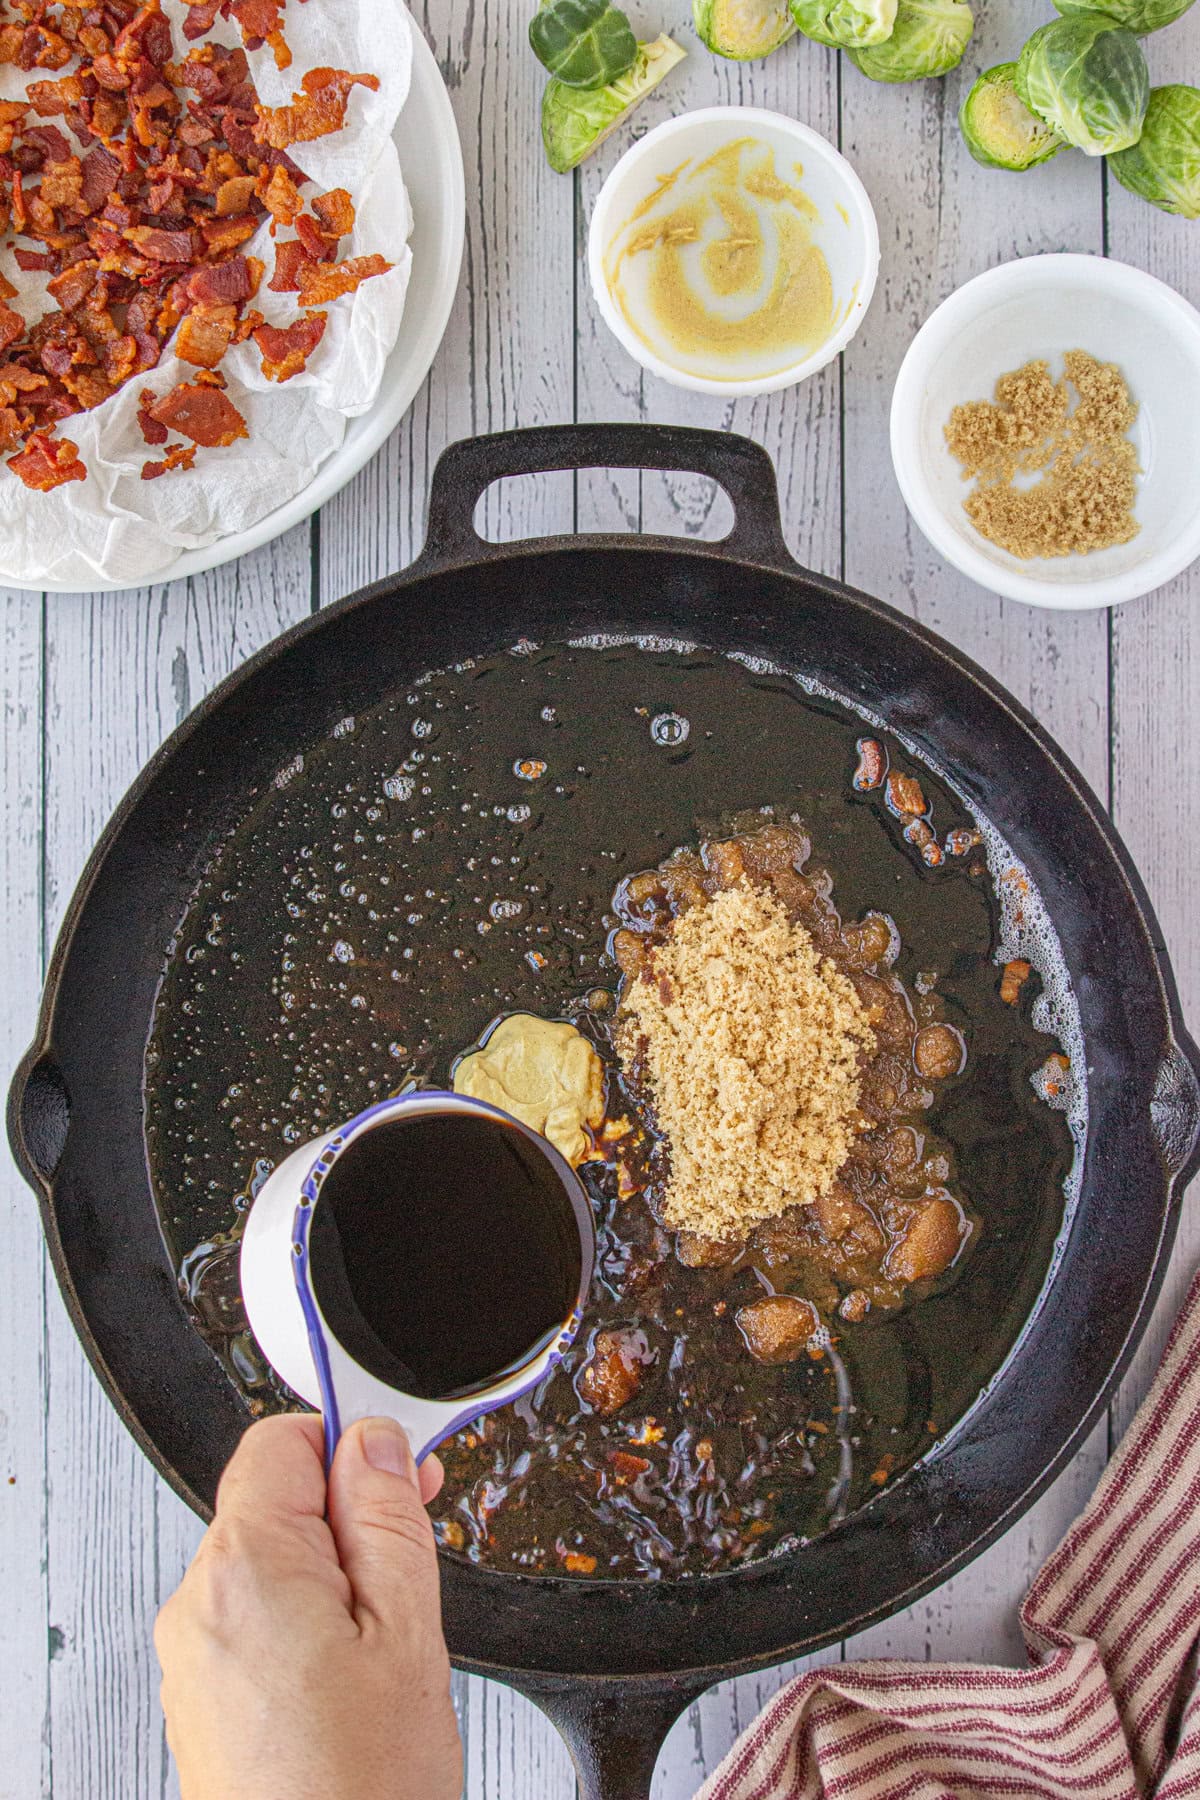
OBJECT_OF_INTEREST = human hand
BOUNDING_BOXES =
[156,1414,463,1800]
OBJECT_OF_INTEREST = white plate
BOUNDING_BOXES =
[890,254,1200,612]
[28,19,465,597]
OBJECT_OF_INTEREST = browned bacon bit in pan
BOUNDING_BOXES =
[253,308,323,380]
[141,438,196,478]
[297,251,391,306]
[149,379,248,446]
[0,0,388,490]
[252,66,378,148]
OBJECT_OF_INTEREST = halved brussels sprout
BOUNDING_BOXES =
[1054,0,1194,37]
[694,0,796,59]
[960,62,1066,167]
[1109,83,1200,214]
[1015,18,1148,156]
[848,0,972,81]
[541,35,686,173]
[789,0,896,51]
[530,0,638,89]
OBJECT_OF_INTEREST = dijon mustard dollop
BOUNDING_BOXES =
[452,1013,605,1167]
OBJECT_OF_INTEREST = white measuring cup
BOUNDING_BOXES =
[240,1090,595,1470]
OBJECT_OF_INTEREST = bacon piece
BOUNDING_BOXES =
[294,210,336,262]
[0,273,16,302]
[202,212,257,254]
[253,309,324,381]
[253,68,379,148]
[258,162,300,226]
[141,440,197,478]
[124,224,196,261]
[47,261,99,310]
[214,173,255,216]
[23,123,72,165]
[103,334,138,385]
[297,252,391,307]
[27,77,83,115]
[176,303,235,367]
[181,0,223,39]
[228,0,288,63]
[14,248,55,271]
[79,144,121,211]
[0,406,27,451]
[9,430,87,489]
[268,236,312,292]
[19,25,74,72]
[231,305,263,343]
[38,157,83,209]
[0,306,24,353]
[137,386,168,443]
[150,379,247,447]
[186,253,256,305]
[310,187,353,239]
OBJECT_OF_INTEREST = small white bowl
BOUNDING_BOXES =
[891,254,1200,611]
[587,106,879,397]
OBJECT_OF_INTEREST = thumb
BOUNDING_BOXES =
[326,1418,443,1633]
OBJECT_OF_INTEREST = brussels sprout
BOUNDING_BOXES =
[541,35,686,173]
[1054,0,1193,38]
[848,0,972,81]
[789,0,896,51]
[960,62,1066,167]
[694,0,796,59]
[529,0,637,89]
[1015,18,1148,156]
[1109,83,1200,214]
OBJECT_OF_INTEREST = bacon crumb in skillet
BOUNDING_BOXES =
[150,379,247,446]
[253,309,323,380]
[0,0,387,491]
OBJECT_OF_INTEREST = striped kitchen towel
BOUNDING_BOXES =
[698,1265,1200,1800]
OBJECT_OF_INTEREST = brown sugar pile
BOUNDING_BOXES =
[616,883,875,1239]
[944,351,1140,560]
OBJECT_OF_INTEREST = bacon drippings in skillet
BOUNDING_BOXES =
[0,0,390,480]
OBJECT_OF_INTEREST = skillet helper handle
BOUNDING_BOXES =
[420,423,793,571]
[520,1676,709,1800]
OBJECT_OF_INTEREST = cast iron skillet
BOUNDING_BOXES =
[10,425,1200,1799]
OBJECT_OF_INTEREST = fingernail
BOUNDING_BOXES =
[361,1418,416,1479]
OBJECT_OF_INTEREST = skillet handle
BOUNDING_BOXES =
[1151,1037,1200,1181]
[513,1673,709,1800]
[6,1045,71,1189]
[418,424,793,571]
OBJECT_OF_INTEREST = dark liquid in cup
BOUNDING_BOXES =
[308,1112,586,1401]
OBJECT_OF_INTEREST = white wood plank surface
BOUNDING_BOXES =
[1,0,1198,1788]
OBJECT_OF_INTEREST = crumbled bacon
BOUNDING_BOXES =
[258,162,300,225]
[310,186,353,239]
[141,439,197,477]
[176,303,235,367]
[253,308,323,380]
[253,67,378,148]
[297,252,391,306]
[149,379,247,446]
[0,306,24,354]
[0,0,387,491]
[9,430,87,489]
[267,235,312,292]
[137,386,168,443]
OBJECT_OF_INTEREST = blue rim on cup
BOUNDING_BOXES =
[240,1090,595,1470]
